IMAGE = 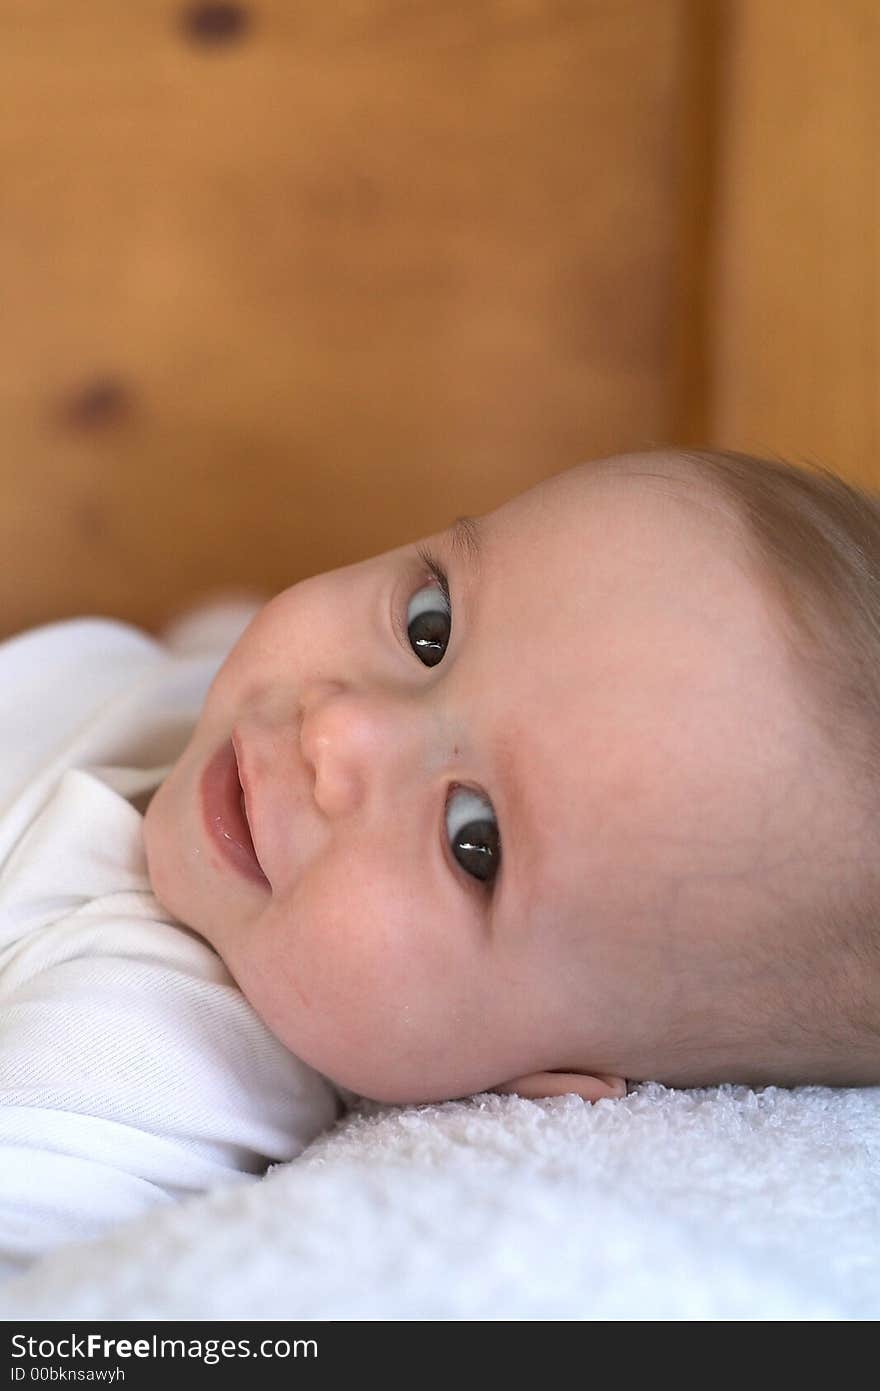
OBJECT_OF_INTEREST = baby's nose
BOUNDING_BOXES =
[298,680,396,819]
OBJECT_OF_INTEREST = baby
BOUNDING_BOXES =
[145,445,880,1102]
[3,445,878,1274]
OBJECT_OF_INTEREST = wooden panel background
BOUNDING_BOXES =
[0,0,875,640]
[711,0,878,474]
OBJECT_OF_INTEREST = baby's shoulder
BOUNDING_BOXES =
[0,892,230,996]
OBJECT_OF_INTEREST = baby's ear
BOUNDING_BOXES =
[491,1070,627,1102]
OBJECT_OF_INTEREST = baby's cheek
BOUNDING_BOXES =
[238,865,488,1099]
[234,889,414,1079]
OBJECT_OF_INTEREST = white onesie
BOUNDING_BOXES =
[0,602,343,1280]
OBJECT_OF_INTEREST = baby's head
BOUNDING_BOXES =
[144,448,880,1103]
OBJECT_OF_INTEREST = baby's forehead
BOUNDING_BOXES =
[481,457,807,935]
[482,461,763,657]
[492,451,747,557]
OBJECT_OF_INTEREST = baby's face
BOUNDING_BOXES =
[144,450,822,1102]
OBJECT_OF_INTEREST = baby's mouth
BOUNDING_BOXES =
[239,788,261,864]
[231,735,265,875]
[200,737,269,888]
[235,768,260,863]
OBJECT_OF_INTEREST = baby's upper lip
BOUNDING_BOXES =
[231,730,266,881]
[230,715,320,892]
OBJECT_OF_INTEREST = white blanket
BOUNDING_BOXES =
[1,1080,878,1320]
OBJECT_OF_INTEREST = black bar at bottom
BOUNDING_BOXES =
[3,1320,549,1383]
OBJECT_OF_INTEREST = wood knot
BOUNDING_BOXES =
[57,377,132,431]
[179,3,251,45]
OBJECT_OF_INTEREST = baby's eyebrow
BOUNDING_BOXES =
[448,515,482,572]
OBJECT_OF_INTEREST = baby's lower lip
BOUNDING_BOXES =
[200,739,270,888]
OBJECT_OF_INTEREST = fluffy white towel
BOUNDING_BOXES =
[0,1080,878,1320]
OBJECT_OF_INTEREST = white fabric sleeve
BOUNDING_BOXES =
[0,910,341,1279]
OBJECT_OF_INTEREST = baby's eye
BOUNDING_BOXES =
[407,581,451,667]
[445,786,500,886]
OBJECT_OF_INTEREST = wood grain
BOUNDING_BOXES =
[710,0,879,485]
[0,0,699,636]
